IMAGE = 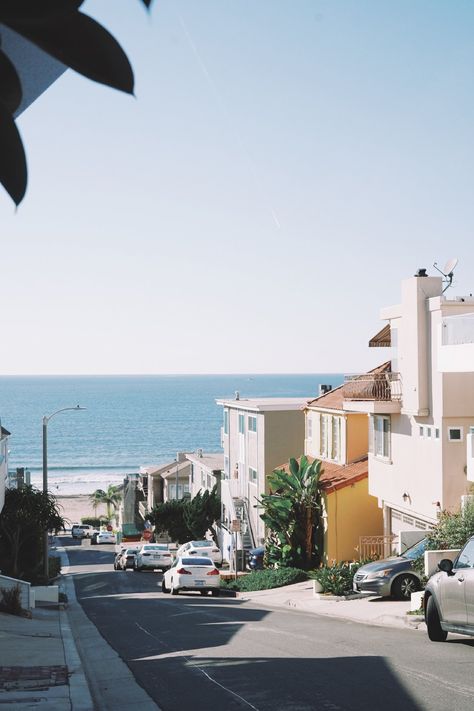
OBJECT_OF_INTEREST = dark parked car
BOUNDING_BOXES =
[353,538,427,600]
[247,546,264,570]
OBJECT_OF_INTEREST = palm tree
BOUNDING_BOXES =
[89,485,122,522]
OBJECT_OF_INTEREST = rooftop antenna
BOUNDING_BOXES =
[433,257,458,293]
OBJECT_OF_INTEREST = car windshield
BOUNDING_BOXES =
[126,549,139,554]
[402,538,427,560]
[144,545,167,551]
[182,557,213,566]
[191,541,212,548]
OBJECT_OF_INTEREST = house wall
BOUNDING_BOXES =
[323,477,383,563]
[346,413,368,463]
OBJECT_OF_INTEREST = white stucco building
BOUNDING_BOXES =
[342,270,474,542]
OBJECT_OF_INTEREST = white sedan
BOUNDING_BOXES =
[175,540,223,566]
[162,556,220,596]
[96,531,116,544]
[134,544,173,571]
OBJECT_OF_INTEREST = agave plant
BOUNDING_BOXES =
[258,456,323,570]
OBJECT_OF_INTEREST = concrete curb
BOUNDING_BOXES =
[56,544,161,711]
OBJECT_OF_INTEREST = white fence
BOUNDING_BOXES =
[0,574,32,609]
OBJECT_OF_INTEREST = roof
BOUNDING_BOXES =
[277,455,368,493]
[185,452,224,473]
[369,324,391,348]
[216,397,311,412]
[140,459,190,478]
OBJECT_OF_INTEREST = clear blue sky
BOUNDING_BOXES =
[2,0,474,374]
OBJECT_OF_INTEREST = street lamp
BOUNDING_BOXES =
[42,405,86,580]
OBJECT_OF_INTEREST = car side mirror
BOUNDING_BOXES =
[438,558,454,576]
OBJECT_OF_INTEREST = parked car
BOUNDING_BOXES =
[119,546,141,570]
[96,531,116,544]
[175,540,223,566]
[247,546,264,570]
[114,547,128,570]
[162,556,220,596]
[71,524,97,540]
[134,544,172,571]
[352,538,427,600]
[424,535,474,642]
[90,531,100,545]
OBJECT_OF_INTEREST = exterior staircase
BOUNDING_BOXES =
[233,497,256,551]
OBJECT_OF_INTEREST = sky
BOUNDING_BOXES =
[1,0,474,375]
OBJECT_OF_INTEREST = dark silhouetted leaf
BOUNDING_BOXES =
[0,49,22,114]
[0,1,84,21]
[0,103,27,205]
[5,11,134,94]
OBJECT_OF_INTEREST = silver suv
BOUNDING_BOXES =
[424,535,474,641]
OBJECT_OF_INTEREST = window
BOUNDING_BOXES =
[224,456,229,478]
[331,416,341,460]
[448,427,463,442]
[201,469,205,486]
[435,428,440,439]
[248,415,257,432]
[374,415,390,459]
[238,414,245,434]
[426,427,431,438]
[306,417,313,439]
[419,426,423,437]
[456,539,474,569]
[207,474,212,489]
[190,463,194,483]
[320,415,328,458]
[249,467,257,483]
[223,409,229,435]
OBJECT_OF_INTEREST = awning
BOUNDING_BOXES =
[369,324,391,348]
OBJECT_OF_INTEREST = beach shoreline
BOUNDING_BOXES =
[55,494,109,526]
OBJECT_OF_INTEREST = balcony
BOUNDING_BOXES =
[342,372,402,414]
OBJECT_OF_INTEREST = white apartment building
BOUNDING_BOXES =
[342,270,474,542]
[216,394,309,563]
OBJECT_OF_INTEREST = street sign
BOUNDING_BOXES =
[231,520,241,533]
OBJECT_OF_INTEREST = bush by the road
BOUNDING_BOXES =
[425,501,474,550]
[222,568,308,592]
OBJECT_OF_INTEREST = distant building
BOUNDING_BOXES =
[0,426,11,513]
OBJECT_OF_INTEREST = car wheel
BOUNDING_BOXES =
[211,590,220,597]
[171,580,179,595]
[426,596,448,642]
[391,574,419,600]
[161,580,170,594]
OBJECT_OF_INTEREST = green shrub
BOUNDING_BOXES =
[48,556,61,580]
[0,585,25,616]
[80,517,104,527]
[222,568,308,592]
[426,502,474,550]
[311,561,363,596]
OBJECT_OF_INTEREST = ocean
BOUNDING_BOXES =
[0,374,343,495]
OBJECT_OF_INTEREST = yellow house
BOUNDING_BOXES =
[292,381,384,563]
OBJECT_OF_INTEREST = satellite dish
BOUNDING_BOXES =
[433,257,459,293]
[443,257,458,276]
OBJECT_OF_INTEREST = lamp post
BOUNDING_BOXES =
[42,405,86,580]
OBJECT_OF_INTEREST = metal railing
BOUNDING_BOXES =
[343,372,402,401]
[358,535,397,560]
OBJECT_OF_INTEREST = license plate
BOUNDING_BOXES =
[195,580,204,586]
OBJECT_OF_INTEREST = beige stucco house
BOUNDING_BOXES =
[342,270,474,545]
[216,394,310,563]
[186,451,223,500]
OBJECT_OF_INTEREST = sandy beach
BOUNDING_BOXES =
[55,495,109,527]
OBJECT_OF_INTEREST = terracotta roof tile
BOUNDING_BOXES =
[276,455,368,493]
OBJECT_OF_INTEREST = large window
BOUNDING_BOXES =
[306,416,313,439]
[373,415,391,459]
[248,415,257,432]
[249,467,257,483]
[319,414,342,462]
[238,414,245,434]
[223,409,229,435]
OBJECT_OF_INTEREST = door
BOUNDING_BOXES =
[440,539,474,625]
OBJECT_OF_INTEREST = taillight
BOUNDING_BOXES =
[207,568,220,576]
[176,568,192,575]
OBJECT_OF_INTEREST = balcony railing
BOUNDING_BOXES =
[343,372,402,401]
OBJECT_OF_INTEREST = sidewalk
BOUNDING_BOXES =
[0,542,159,710]
[237,580,426,631]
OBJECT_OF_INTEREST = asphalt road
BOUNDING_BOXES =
[65,540,474,711]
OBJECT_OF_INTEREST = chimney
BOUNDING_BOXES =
[319,384,332,396]
[235,391,240,400]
